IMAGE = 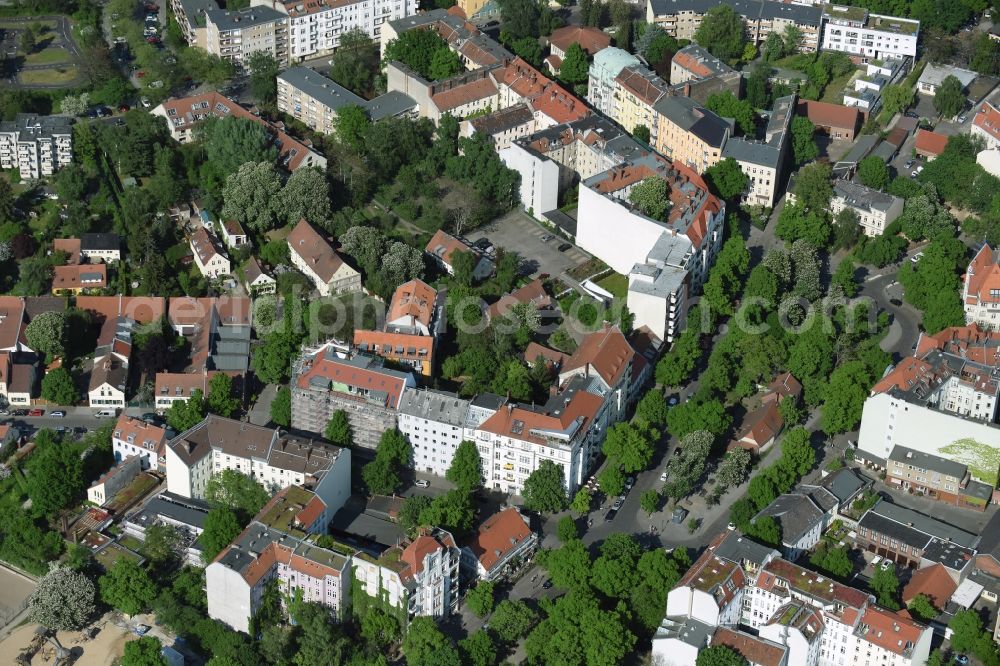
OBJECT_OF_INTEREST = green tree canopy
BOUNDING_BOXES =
[27,432,84,516]
[697,645,749,666]
[628,177,670,220]
[205,469,269,522]
[523,460,568,513]
[790,115,819,165]
[560,42,590,84]
[933,75,966,118]
[166,389,206,432]
[446,440,482,490]
[206,372,240,418]
[705,92,755,135]
[201,506,242,564]
[99,558,157,616]
[25,310,66,360]
[40,367,78,406]
[384,29,461,81]
[323,410,354,447]
[28,566,96,631]
[705,157,749,200]
[693,5,744,63]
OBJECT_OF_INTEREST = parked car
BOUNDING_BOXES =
[612,498,624,511]
[415,479,430,488]
[666,393,679,406]
[50,411,66,418]
[671,507,689,524]
[11,410,26,417]
[140,97,151,108]
[958,114,968,123]
[910,252,925,264]
[27,409,44,417]
[540,234,553,242]
[659,470,668,482]
[541,579,553,589]
[557,243,572,252]
[903,160,914,169]
[604,508,618,521]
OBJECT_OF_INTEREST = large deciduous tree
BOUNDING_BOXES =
[522,460,568,513]
[28,567,96,631]
[933,75,966,118]
[693,5,744,64]
[221,161,284,232]
[99,558,157,616]
[446,440,482,490]
[205,468,269,522]
[282,167,332,226]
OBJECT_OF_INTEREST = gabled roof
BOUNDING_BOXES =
[755,493,824,546]
[190,226,227,266]
[425,229,473,267]
[901,562,958,607]
[797,100,861,132]
[548,25,611,56]
[387,279,437,329]
[400,529,456,581]
[857,606,927,657]
[711,628,787,666]
[486,279,552,321]
[294,348,411,409]
[353,330,434,367]
[974,99,1000,142]
[478,389,603,447]
[286,219,347,284]
[915,128,948,156]
[53,238,81,264]
[52,264,107,290]
[0,297,26,351]
[964,244,1000,306]
[113,415,167,459]
[465,507,534,572]
[559,324,634,388]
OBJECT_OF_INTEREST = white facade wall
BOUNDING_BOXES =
[576,184,679,275]
[665,586,723,627]
[271,0,418,62]
[193,250,231,279]
[88,383,126,409]
[352,559,408,612]
[399,412,465,477]
[972,123,1000,152]
[206,562,255,633]
[499,143,559,220]
[759,626,818,666]
[650,638,700,666]
[0,129,72,179]
[830,194,903,237]
[472,431,584,496]
[858,392,1000,474]
[820,17,919,61]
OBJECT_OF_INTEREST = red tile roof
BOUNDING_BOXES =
[560,324,634,388]
[113,415,167,459]
[294,351,409,409]
[901,563,957,607]
[156,371,211,400]
[53,238,81,264]
[400,531,454,580]
[353,330,434,368]
[761,559,871,609]
[287,219,346,284]
[963,244,1000,306]
[523,342,569,368]
[387,279,437,330]
[52,264,107,291]
[156,92,320,171]
[486,279,553,321]
[425,229,472,267]
[548,25,610,56]
[615,66,669,105]
[672,50,712,79]
[915,128,948,157]
[466,507,534,572]
[499,57,590,124]
[917,323,1000,366]
[479,390,603,447]
[974,100,1000,142]
[431,77,498,113]
[190,226,226,266]
[858,606,927,656]
[0,297,27,351]
[797,100,861,132]
[712,628,787,666]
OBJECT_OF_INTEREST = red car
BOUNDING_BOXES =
[136,70,146,78]
[27,408,43,417]
[145,37,159,43]
[118,104,130,112]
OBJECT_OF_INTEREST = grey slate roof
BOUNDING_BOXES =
[81,233,120,252]
[976,510,1000,561]
[673,44,734,78]
[834,179,903,214]
[0,113,73,137]
[647,0,821,26]
[128,491,212,532]
[398,388,470,426]
[888,445,969,480]
[819,467,869,505]
[723,136,782,168]
[204,6,284,30]
[756,493,825,546]
[652,95,730,148]
[714,529,780,568]
[861,500,978,549]
[279,67,416,121]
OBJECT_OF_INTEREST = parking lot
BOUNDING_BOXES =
[465,209,591,281]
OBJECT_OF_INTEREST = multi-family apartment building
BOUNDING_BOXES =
[206,487,349,632]
[669,44,734,86]
[652,95,730,174]
[587,47,641,119]
[577,154,725,342]
[352,526,460,619]
[829,180,904,237]
[820,4,919,62]
[398,389,471,476]
[353,279,443,377]
[290,343,416,449]
[277,67,416,135]
[964,244,1000,328]
[251,0,417,62]
[379,9,511,70]
[151,92,326,172]
[973,95,1000,151]
[653,529,934,666]
[843,57,908,112]
[112,415,169,472]
[858,324,1000,493]
[0,114,73,179]
[646,0,822,52]
[286,219,362,296]
[886,445,993,510]
[165,415,351,515]
[545,25,610,73]
[460,507,537,582]
[614,64,671,141]
[721,94,794,208]
[204,6,289,68]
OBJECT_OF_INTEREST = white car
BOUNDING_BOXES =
[414,479,430,488]
[140,97,151,108]
[910,252,925,264]
[659,470,668,482]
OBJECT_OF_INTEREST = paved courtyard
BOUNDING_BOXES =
[466,209,591,281]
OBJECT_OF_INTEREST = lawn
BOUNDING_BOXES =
[18,65,79,85]
[596,272,628,299]
[820,71,855,104]
[24,46,70,66]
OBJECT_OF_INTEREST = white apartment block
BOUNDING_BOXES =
[398,389,471,477]
[113,415,169,472]
[352,527,460,619]
[165,416,351,515]
[253,0,417,62]
[646,0,822,52]
[205,6,289,67]
[830,180,904,237]
[0,114,73,180]
[821,5,919,62]
[654,530,933,666]
[964,244,1000,328]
